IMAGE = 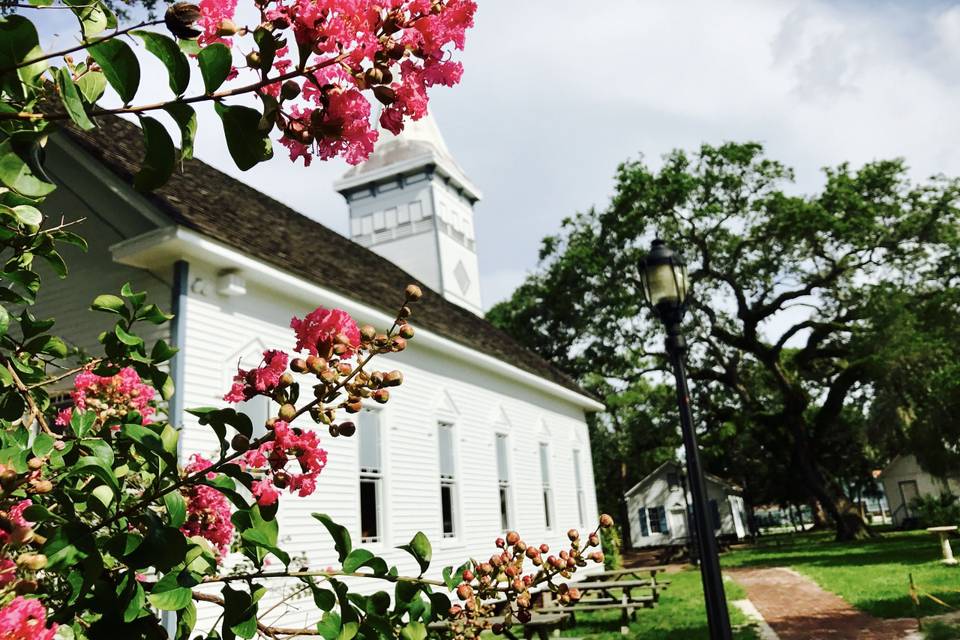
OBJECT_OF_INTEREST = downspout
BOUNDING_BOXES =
[169,260,189,458]
[162,260,188,638]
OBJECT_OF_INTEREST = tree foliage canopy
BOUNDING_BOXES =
[489,142,960,540]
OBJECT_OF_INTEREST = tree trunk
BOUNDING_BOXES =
[797,454,872,541]
[809,499,827,529]
[618,461,633,551]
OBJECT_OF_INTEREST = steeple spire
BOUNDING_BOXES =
[334,113,484,315]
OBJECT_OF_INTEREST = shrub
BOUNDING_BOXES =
[912,492,960,528]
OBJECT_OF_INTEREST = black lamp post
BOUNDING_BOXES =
[639,239,733,640]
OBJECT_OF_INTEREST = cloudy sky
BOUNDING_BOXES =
[35,1,960,309]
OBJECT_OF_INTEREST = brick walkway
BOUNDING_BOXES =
[729,567,918,640]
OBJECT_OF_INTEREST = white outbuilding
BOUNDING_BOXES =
[880,455,960,527]
[36,113,605,628]
[624,461,748,549]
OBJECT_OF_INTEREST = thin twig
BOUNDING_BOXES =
[0,53,349,122]
[27,358,102,389]
[6,362,56,437]
[2,19,164,74]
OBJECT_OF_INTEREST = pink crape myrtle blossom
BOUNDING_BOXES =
[243,421,328,506]
[196,0,238,47]
[251,0,477,165]
[224,350,289,403]
[0,597,57,640]
[54,367,156,428]
[180,456,235,556]
[290,307,360,359]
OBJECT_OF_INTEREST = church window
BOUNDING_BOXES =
[573,449,586,526]
[359,409,383,543]
[350,217,362,237]
[438,422,457,537]
[373,211,386,231]
[361,215,373,235]
[410,201,423,221]
[539,443,553,530]
[385,207,397,228]
[495,433,512,531]
[397,204,410,225]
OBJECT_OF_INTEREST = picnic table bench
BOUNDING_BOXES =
[539,579,661,634]
[427,612,569,640]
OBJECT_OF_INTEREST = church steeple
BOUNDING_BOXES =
[334,114,483,315]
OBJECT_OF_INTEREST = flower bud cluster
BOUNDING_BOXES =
[447,515,614,639]
[54,366,157,432]
[218,285,421,505]
[0,499,48,597]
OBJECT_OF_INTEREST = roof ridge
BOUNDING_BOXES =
[61,114,593,403]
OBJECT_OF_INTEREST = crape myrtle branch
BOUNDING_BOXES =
[0,19,165,74]
[0,52,350,123]
[85,286,420,537]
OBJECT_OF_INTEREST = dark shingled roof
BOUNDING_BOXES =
[62,115,593,401]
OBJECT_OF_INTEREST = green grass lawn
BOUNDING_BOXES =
[723,529,960,618]
[557,569,759,640]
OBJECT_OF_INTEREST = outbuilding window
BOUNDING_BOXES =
[647,505,669,534]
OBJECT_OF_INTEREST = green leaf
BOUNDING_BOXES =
[342,548,374,573]
[56,66,95,130]
[76,69,107,103]
[133,30,189,95]
[0,15,48,87]
[65,456,121,498]
[32,432,54,457]
[23,335,68,358]
[134,116,176,191]
[163,490,187,528]
[11,204,42,227]
[0,306,9,339]
[252,28,277,74]
[124,580,146,623]
[151,339,178,363]
[114,324,143,346]
[148,586,192,611]
[91,294,125,314]
[316,610,341,640]
[70,410,95,438]
[0,139,55,198]
[398,532,432,574]
[313,513,352,563]
[87,38,140,104]
[215,103,273,171]
[165,103,197,161]
[197,43,232,93]
[64,0,116,39]
[400,622,427,640]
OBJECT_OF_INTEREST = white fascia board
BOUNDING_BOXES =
[333,151,482,201]
[111,226,604,412]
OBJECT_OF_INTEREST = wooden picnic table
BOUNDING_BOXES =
[539,579,658,634]
[581,566,670,582]
[427,612,569,640]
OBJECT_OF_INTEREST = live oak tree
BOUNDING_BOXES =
[488,142,960,541]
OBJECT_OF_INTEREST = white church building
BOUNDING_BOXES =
[36,113,604,626]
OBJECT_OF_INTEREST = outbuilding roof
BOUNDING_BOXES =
[62,115,594,403]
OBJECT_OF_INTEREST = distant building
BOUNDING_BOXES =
[624,462,748,548]
[880,455,960,527]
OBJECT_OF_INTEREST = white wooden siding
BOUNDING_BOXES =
[32,178,171,383]
[180,260,601,627]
